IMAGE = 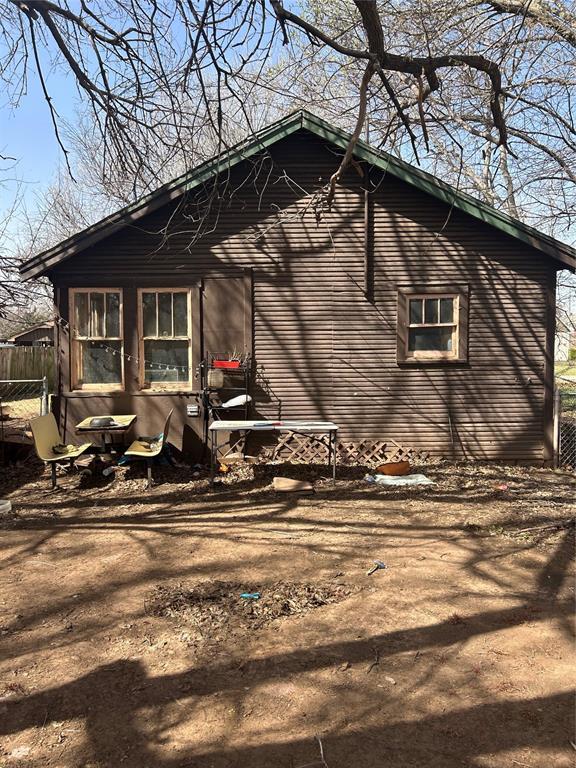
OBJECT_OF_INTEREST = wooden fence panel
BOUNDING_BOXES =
[0,347,56,389]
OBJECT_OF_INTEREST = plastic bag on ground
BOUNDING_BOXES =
[365,473,435,486]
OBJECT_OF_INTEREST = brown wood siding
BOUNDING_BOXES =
[12,326,54,346]
[49,131,557,461]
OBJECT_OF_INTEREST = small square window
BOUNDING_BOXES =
[398,287,468,363]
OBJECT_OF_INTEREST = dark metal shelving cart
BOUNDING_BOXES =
[198,352,252,456]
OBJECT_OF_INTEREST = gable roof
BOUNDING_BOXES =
[9,321,54,342]
[20,109,575,279]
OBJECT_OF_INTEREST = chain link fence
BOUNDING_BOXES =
[0,378,49,442]
[556,388,576,471]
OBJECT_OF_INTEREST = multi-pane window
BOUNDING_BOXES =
[398,287,468,363]
[71,289,123,389]
[408,295,458,357]
[139,290,190,387]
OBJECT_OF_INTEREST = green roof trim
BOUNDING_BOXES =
[20,109,575,279]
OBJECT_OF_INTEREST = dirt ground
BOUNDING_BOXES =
[0,458,574,768]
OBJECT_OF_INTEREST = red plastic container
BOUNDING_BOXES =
[213,360,241,369]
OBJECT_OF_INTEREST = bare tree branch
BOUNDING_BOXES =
[481,0,576,48]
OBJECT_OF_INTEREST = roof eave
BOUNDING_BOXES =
[20,112,307,281]
[20,109,575,278]
[9,320,53,341]
[300,113,575,271]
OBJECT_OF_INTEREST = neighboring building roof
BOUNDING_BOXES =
[20,110,576,279]
[9,321,54,343]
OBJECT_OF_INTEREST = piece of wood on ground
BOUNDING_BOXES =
[272,476,314,493]
[222,452,258,464]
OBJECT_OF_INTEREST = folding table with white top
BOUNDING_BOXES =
[208,420,339,486]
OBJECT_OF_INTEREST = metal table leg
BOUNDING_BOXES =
[210,430,215,488]
[332,430,337,484]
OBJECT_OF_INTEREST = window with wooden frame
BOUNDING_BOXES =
[397,286,469,363]
[70,288,124,389]
[138,289,191,388]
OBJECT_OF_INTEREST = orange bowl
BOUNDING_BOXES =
[375,460,410,476]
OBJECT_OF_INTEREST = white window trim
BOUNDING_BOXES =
[406,293,460,360]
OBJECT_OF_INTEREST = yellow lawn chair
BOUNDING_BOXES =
[30,414,92,489]
[123,409,173,488]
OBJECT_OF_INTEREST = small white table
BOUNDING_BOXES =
[208,420,339,486]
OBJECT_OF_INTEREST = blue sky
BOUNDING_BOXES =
[1,11,574,251]
[1,60,78,226]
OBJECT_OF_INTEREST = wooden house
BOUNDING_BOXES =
[20,111,576,463]
[9,322,54,347]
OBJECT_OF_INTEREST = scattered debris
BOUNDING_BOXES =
[3,681,26,695]
[366,560,387,576]
[463,522,482,533]
[146,580,355,648]
[240,592,260,600]
[10,746,31,758]
[384,676,397,686]
[365,473,434,486]
[51,443,76,455]
[273,477,314,493]
[0,458,574,766]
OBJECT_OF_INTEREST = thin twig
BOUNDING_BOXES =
[366,647,380,673]
[513,519,574,535]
